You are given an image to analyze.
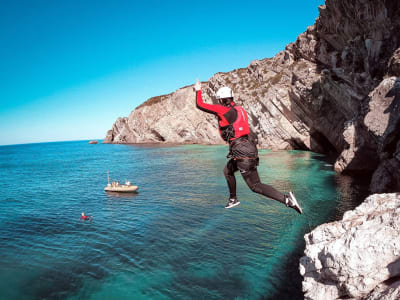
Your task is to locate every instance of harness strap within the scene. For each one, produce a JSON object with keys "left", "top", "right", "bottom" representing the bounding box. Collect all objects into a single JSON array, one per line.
[
  {"left": 234, "top": 157, "right": 258, "bottom": 160},
  {"left": 230, "top": 135, "right": 249, "bottom": 146}
]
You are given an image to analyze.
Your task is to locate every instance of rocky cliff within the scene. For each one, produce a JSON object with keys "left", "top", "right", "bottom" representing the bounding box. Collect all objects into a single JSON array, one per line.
[
  {"left": 104, "top": 86, "right": 223, "bottom": 145},
  {"left": 104, "top": 0, "right": 400, "bottom": 193},
  {"left": 300, "top": 193, "right": 400, "bottom": 300}
]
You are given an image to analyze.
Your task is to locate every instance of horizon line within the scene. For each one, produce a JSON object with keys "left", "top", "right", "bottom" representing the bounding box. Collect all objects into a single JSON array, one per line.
[{"left": 0, "top": 138, "right": 105, "bottom": 147}]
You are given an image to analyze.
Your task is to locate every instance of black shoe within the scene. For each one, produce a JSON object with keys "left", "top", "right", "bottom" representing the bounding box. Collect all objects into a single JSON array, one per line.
[
  {"left": 225, "top": 197, "right": 240, "bottom": 209},
  {"left": 285, "top": 191, "right": 303, "bottom": 214}
]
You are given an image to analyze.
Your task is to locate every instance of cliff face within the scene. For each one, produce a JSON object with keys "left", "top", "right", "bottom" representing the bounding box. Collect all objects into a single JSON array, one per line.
[
  {"left": 300, "top": 193, "right": 400, "bottom": 300},
  {"left": 104, "top": 88, "right": 223, "bottom": 145},
  {"left": 104, "top": 0, "right": 400, "bottom": 193}
]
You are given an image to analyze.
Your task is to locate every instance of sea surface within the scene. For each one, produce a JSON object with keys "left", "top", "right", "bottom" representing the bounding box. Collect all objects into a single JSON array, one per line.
[{"left": 0, "top": 141, "right": 369, "bottom": 300}]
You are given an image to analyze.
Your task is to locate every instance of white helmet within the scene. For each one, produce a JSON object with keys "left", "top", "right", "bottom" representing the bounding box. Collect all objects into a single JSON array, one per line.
[{"left": 216, "top": 86, "right": 234, "bottom": 99}]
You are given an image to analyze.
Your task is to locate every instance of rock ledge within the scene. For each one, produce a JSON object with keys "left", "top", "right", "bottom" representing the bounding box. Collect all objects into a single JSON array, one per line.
[{"left": 300, "top": 193, "right": 400, "bottom": 300}]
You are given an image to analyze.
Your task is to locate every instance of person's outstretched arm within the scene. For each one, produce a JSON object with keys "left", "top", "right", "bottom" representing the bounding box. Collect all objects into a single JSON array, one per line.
[{"left": 194, "top": 79, "right": 227, "bottom": 115}]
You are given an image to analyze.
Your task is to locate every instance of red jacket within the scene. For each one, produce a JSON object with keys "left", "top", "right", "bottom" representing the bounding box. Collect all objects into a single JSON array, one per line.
[{"left": 196, "top": 90, "right": 250, "bottom": 142}]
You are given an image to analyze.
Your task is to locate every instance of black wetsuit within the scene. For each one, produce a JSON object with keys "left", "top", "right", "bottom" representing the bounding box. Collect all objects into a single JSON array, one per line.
[
  {"left": 224, "top": 137, "right": 285, "bottom": 204},
  {"left": 196, "top": 90, "right": 286, "bottom": 204}
]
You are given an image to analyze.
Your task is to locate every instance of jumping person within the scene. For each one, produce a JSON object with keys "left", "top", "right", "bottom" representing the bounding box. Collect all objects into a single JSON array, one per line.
[{"left": 194, "top": 79, "right": 302, "bottom": 213}]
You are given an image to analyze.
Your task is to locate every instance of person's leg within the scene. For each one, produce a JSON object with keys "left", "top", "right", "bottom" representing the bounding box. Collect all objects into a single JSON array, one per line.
[
  {"left": 238, "top": 159, "right": 286, "bottom": 204},
  {"left": 223, "top": 159, "right": 238, "bottom": 199}
]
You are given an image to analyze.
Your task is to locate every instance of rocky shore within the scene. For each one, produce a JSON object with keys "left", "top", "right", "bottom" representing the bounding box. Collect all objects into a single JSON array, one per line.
[
  {"left": 300, "top": 193, "right": 400, "bottom": 300},
  {"left": 104, "top": 0, "right": 400, "bottom": 298},
  {"left": 296, "top": 0, "right": 400, "bottom": 298}
]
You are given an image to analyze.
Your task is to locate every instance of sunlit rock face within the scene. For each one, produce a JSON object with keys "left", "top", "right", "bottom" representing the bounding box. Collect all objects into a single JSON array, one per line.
[
  {"left": 104, "top": 0, "right": 400, "bottom": 193},
  {"left": 104, "top": 87, "right": 223, "bottom": 145},
  {"left": 300, "top": 193, "right": 400, "bottom": 300}
]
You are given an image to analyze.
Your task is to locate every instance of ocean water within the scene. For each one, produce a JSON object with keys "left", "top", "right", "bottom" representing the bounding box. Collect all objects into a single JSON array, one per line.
[{"left": 0, "top": 141, "right": 368, "bottom": 300}]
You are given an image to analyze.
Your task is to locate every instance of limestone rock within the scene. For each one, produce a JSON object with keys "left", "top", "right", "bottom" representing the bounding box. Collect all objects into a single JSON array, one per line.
[
  {"left": 388, "top": 48, "right": 400, "bottom": 77},
  {"left": 364, "top": 78, "right": 397, "bottom": 138},
  {"left": 300, "top": 193, "right": 400, "bottom": 300},
  {"left": 103, "top": 85, "right": 223, "bottom": 144},
  {"left": 370, "top": 158, "right": 400, "bottom": 193},
  {"left": 365, "top": 280, "right": 400, "bottom": 300},
  {"left": 368, "top": 77, "right": 400, "bottom": 192},
  {"left": 103, "top": 117, "right": 136, "bottom": 144}
]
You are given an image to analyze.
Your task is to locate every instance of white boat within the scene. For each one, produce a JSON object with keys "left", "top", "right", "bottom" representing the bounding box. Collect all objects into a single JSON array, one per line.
[
  {"left": 104, "top": 171, "right": 138, "bottom": 193},
  {"left": 104, "top": 185, "right": 138, "bottom": 192}
]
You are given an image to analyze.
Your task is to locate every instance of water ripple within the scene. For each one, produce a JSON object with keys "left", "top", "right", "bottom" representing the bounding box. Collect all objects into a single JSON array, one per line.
[{"left": 0, "top": 142, "right": 369, "bottom": 300}]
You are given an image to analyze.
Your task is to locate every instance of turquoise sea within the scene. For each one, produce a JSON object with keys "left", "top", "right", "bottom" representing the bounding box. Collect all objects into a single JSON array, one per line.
[{"left": 0, "top": 141, "right": 368, "bottom": 299}]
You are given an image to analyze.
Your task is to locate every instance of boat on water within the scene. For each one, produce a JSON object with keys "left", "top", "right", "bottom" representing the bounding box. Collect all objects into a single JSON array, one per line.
[{"left": 104, "top": 171, "right": 138, "bottom": 193}]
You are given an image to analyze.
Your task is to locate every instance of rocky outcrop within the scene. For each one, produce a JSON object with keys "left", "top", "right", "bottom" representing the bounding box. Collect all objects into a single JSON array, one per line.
[
  {"left": 104, "top": 117, "right": 133, "bottom": 143},
  {"left": 300, "top": 193, "right": 400, "bottom": 300},
  {"left": 104, "top": 87, "right": 223, "bottom": 144},
  {"left": 104, "top": 0, "right": 400, "bottom": 193}
]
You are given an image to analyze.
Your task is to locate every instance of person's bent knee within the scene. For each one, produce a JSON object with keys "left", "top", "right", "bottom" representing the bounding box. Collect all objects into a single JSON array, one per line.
[
  {"left": 224, "top": 165, "right": 232, "bottom": 177},
  {"left": 248, "top": 182, "right": 262, "bottom": 194}
]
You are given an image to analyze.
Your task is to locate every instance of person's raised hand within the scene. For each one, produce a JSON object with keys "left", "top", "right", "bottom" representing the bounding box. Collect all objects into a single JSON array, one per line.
[{"left": 194, "top": 79, "right": 201, "bottom": 91}]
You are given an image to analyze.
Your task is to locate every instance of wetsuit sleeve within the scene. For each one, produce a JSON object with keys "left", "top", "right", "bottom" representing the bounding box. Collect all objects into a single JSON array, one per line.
[{"left": 196, "top": 90, "right": 227, "bottom": 115}]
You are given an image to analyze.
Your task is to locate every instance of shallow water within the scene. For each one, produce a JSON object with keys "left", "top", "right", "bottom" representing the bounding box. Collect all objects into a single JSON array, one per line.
[{"left": 0, "top": 141, "right": 368, "bottom": 299}]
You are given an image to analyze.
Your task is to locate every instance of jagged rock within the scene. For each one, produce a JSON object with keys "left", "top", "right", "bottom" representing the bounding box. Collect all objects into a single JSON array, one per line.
[
  {"left": 103, "top": 117, "right": 136, "bottom": 143},
  {"left": 364, "top": 78, "right": 397, "bottom": 138},
  {"left": 365, "top": 280, "right": 400, "bottom": 300},
  {"left": 368, "top": 77, "right": 400, "bottom": 192},
  {"left": 104, "top": 0, "right": 400, "bottom": 192},
  {"left": 388, "top": 48, "right": 400, "bottom": 77},
  {"left": 103, "top": 86, "right": 223, "bottom": 144},
  {"left": 300, "top": 193, "right": 400, "bottom": 300},
  {"left": 370, "top": 158, "right": 400, "bottom": 193}
]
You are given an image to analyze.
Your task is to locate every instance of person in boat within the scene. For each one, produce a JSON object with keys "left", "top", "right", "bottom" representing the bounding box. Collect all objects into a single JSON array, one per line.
[
  {"left": 194, "top": 79, "right": 302, "bottom": 213},
  {"left": 79, "top": 212, "right": 92, "bottom": 221}
]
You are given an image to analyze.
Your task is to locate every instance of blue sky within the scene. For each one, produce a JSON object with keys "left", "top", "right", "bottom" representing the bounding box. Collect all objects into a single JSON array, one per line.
[{"left": 0, "top": 0, "right": 324, "bottom": 145}]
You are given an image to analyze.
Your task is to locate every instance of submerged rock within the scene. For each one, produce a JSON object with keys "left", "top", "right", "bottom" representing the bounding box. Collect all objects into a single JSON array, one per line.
[{"left": 300, "top": 193, "right": 400, "bottom": 300}]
